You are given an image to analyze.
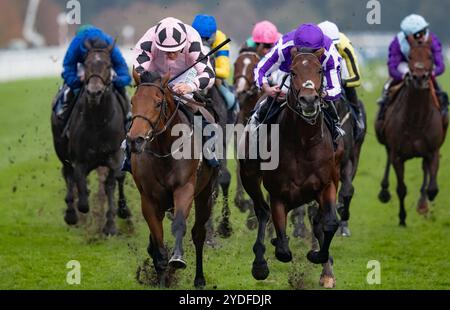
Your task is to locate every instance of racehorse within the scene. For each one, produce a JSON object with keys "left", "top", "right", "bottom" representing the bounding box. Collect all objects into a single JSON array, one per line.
[
  {"left": 239, "top": 48, "right": 343, "bottom": 288},
  {"left": 128, "top": 70, "right": 218, "bottom": 288},
  {"left": 233, "top": 49, "right": 261, "bottom": 228},
  {"left": 51, "top": 39, "right": 131, "bottom": 235},
  {"left": 375, "top": 35, "right": 447, "bottom": 226}
]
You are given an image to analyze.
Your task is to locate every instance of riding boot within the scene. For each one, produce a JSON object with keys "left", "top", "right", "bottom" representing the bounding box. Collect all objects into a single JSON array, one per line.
[
  {"left": 376, "top": 80, "right": 392, "bottom": 121},
  {"left": 55, "top": 86, "right": 80, "bottom": 125},
  {"left": 323, "top": 101, "right": 345, "bottom": 150},
  {"left": 345, "top": 86, "right": 365, "bottom": 139}
]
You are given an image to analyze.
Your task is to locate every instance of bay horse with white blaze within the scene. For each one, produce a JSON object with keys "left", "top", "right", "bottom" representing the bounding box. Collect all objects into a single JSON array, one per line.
[{"left": 239, "top": 48, "right": 343, "bottom": 288}]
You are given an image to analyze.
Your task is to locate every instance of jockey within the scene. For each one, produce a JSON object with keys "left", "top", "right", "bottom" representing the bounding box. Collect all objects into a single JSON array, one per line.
[
  {"left": 251, "top": 23, "right": 344, "bottom": 147},
  {"left": 127, "top": 17, "right": 217, "bottom": 170},
  {"left": 191, "top": 14, "right": 236, "bottom": 110},
  {"left": 242, "top": 20, "right": 281, "bottom": 58},
  {"left": 55, "top": 25, "right": 131, "bottom": 124},
  {"left": 377, "top": 14, "right": 448, "bottom": 121},
  {"left": 318, "top": 21, "right": 365, "bottom": 136}
]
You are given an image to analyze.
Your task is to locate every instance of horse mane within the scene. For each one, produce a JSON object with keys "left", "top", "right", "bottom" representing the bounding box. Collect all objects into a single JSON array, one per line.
[{"left": 140, "top": 71, "right": 162, "bottom": 83}]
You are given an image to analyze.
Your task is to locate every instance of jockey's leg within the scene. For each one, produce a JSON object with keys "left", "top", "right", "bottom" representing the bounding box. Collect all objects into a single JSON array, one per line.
[
  {"left": 433, "top": 80, "right": 449, "bottom": 116},
  {"left": 323, "top": 100, "right": 345, "bottom": 150},
  {"left": 200, "top": 114, "right": 220, "bottom": 168},
  {"left": 54, "top": 85, "right": 80, "bottom": 123}
]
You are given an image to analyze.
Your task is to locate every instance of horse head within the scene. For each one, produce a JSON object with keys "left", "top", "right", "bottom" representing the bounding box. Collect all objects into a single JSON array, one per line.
[
  {"left": 83, "top": 38, "right": 114, "bottom": 100},
  {"left": 288, "top": 47, "right": 324, "bottom": 123},
  {"left": 127, "top": 70, "right": 173, "bottom": 154},
  {"left": 233, "top": 50, "right": 260, "bottom": 97},
  {"left": 406, "top": 35, "right": 433, "bottom": 90}
]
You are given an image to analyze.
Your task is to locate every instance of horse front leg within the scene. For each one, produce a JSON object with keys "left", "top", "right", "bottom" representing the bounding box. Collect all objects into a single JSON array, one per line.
[
  {"left": 103, "top": 168, "right": 117, "bottom": 236},
  {"left": 307, "top": 182, "right": 339, "bottom": 264},
  {"left": 62, "top": 164, "right": 77, "bottom": 225},
  {"left": 169, "top": 182, "right": 195, "bottom": 270},
  {"left": 116, "top": 171, "right": 131, "bottom": 219},
  {"left": 392, "top": 157, "right": 407, "bottom": 226},
  {"left": 217, "top": 159, "right": 232, "bottom": 238},
  {"left": 73, "top": 163, "right": 89, "bottom": 213},
  {"left": 378, "top": 147, "right": 391, "bottom": 203},
  {"left": 271, "top": 198, "right": 292, "bottom": 263},
  {"left": 338, "top": 159, "right": 354, "bottom": 237}
]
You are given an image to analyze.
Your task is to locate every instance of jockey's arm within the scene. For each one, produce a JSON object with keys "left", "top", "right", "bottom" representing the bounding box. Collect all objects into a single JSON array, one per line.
[
  {"left": 387, "top": 37, "right": 405, "bottom": 82},
  {"left": 189, "top": 32, "right": 215, "bottom": 92},
  {"left": 338, "top": 33, "right": 361, "bottom": 88},
  {"left": 212, "top": 30, "right": 231, "bottom": 80},
  {"left": 323, "top": 45, "right": 342, "bottom": 101},
  {"left": 62, "top": 36, "right": 83, "bottom": 89},
  {"left": 254, "top": 38, "right": 284, "bottom": 89},
  {"left": 431, "top": 33, "right": 445, "bottom": 77},
  {"left": 132, "top": 27, "right": 155, "bottom": 75},
  {"left": 111, "top": 46, "right": 131, "bottom": 88}
]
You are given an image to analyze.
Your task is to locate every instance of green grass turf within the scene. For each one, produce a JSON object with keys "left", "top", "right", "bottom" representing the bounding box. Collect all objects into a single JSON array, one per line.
[{"left": 1, "top": 64, "right": 449, "bottom": 289}]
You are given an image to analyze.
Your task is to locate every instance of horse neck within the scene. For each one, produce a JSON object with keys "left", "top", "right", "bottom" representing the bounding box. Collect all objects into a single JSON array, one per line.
[
  {"left": 401, "top": 82, "right": 434, "bottom": 125},
  {"left": 150, "top": 98, "right": 182, "bottom": 151}
]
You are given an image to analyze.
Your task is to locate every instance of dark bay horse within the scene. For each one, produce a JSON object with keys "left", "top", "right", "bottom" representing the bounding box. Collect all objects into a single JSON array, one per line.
[
  {"left": 128, "top": 71, "right": 218, "bottom": 288},
  {"left": 375, "top": 36, "right": 447, "bottom": 226},
  {"left": 239, "top": 48, "right": 342, "bottom": 288},
  {"left": 51, "top": 39, "right": 131, "bottom": 235},
  {"left": 233, "top": 50, "right": 261, "bottom": 228}
]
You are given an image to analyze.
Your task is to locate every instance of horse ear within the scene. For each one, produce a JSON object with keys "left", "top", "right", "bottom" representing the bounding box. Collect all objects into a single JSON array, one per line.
[
  {"left": 108, "top": 37, "right": 118, "bottom": 52},
  {"left": 290, "top": 47, "right": 298, "bottom": 59},
  {"left": 132, "top": 67, "right": 141, "bottom": 86},
  {"left": 314, "top": 47, "right": 325, "bottom": 59},
  {"left": 161, "top": 73, "right": 171, "bottom": 88},
  {"left": 84, "top": 39, "right": 92, "bottom": 51}
]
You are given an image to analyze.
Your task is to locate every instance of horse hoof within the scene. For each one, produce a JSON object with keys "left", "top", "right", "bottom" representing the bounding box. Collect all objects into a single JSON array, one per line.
[
  {"left": 102, "top": 225, "right": 117, "bottom": 236},
  {"left": 339, "top": 223, "right": 351, "bottom": 237},
  {"left": 77, "top": 202, "right": 89, "bottom": 214},
  {"left": 320, "top": 275, "right": 336, "bottom": 289},
  {"left": 378, "top": 189, "right": 391, "bottom": 203},
  {"left": 399, "top": 221, "right": 407, "bottom": 227},
  {"left": 252, "top": 261, "right": 269, "bottom": 280},
  {"left": 169, "top": 255, "right": 187, "bottom": 269},
  {"left": 275, "top": 248, "right": 292, "bottom": 263},
  {"left": 64, "top": 209, "right": 78, "bottom": 225},
  {"left": 117, "top": 200, "right": 131, "bottom": 219},
  {"left": 194, "top": 277, "right": 206, "bottom": 289},
  {"left": 417, "top": 203, "right": 429, "bottom": 215},
  {"left": 217, "top": 222, "right": 232, "bottom": 238},
  {"left": 307, "top": 250, "right": 329, "bottom": 264}
]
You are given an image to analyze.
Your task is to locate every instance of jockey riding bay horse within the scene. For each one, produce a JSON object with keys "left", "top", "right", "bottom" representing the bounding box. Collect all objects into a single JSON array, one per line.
[
  {"left": 127, "top": 70, "right": 218, "bottom": 288},
  {"left": 376, "top": 36, "right": 447, "bottom": 226},
  {"left": 51, "top": 39, "right": 131, "bottom": 235},
  {"left": 233, "top": 50, "right": 262, "bottom": 227},
  {"left": 239, "top": 48, "right": 343, "bottom": 288}
]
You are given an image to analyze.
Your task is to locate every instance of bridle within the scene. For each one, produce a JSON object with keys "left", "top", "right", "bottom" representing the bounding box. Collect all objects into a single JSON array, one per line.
[
  {"left": 287, "top": 52, "right": 325, "bottom": 125},
  {"left": 131, "top": 82, "right": 180, "bottom": 143}
]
